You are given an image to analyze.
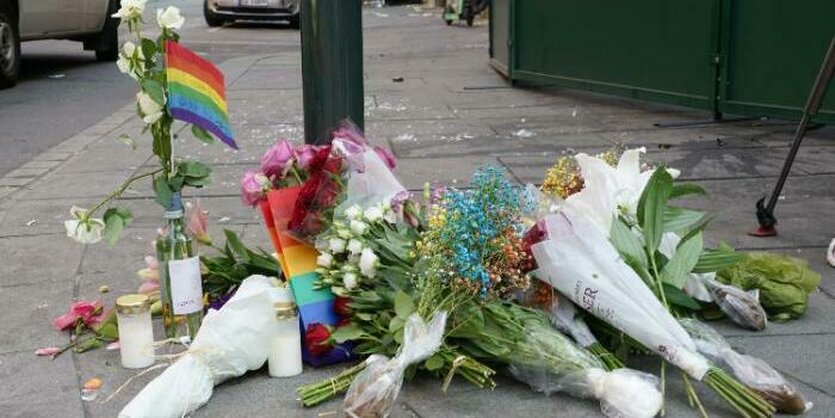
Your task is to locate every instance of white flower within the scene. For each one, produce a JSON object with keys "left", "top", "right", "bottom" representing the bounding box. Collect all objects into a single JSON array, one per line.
[
  {"left": 112, "top": 0, "right": 146, "bottom": 20},
  {"left": 156, "top": 6, "right": 185, "bottom": 30},
  {"left": 345, "top": 205, "right": 362, "bottom": 220},
  {"left": 343, "top": 272, "right": 358, "bottom": 290},
  {"left": 136, "top": 91, "right": 164, "bottom": 124},
  {"left": 363, "top": 206, "right": 384, "bottom": 223},
  {"left": 64, "top": 206, "right": 105, "bottom": 245},
  {"left": 116, "top": 41, "right": 145, "bottom": 80},
  {"left": 565, "top": 147, "right": 679, "bottom": 236},
  {"left": 316, "top": 252, "right": 333, "bottom": 267},
  {"left": 328, "top": 238, "right": 346, "bottom": 253},
  {"left": 828, "top": 238, "right": 835, "bottom": 267},
  {"left": 359, "top": 248, "right": 379, "bottom": 278},
  {"left": 350, "top": 220, "right": 368, "bottom": 235},
  {"left": 347, "top": 239, "right": 363, "bottom": 255}
]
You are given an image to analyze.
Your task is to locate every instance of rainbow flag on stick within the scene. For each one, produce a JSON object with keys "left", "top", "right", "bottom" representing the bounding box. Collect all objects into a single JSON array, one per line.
[{"left": 165, "top": 40, "right": 237, "bottom": 149}]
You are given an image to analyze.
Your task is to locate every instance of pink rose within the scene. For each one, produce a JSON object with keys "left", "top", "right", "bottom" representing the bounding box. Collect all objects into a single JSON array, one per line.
[
  {"left": 53, "top": 300, "right": 103, "bottom": 331},
  {"left": 374, "top": 146, "right": 397, "bottom": 170},
  {"left": 240, "top": 171, "right": 270, "bottom": 207},
  {"left": 261, "top": 139, "right": 294, "bottom": 178},
  {"left": 294, "top": 144, "right": 320, "bottom": 170}
]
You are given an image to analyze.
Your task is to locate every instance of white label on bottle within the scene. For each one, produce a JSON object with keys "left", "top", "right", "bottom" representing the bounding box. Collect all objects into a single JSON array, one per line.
[{"left": 168, "top": 257, "right": 203, "bottom": 315}]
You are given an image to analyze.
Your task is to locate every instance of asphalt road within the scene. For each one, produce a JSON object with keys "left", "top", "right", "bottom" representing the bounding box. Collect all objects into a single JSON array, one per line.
[{"left": 0, "top": 0, "right": 299, "bottom": 176}]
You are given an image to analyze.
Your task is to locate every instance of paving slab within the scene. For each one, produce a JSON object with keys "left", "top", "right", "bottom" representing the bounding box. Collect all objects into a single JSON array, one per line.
[{"left": 0, "top": 350, "right": 85, "bottom": 417}]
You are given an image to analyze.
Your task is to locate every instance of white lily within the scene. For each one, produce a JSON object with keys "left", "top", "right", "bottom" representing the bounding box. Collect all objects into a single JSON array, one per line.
[
  {"left": 565, "top": 147, "right": 679, "bottom": 236},
  {"left": 156, "top": 6, "right": 185, "bottom": 30},
  {"left": 64, "top": 206, "right": 105, "bottom": 245},
  {"left": 136, "top": 91, "right": 164, "bottom": 124}
]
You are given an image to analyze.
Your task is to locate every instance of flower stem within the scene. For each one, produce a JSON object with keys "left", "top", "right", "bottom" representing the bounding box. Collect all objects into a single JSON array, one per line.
[{"left": 86, "top": 168, "right": 164, "bottom": 217}]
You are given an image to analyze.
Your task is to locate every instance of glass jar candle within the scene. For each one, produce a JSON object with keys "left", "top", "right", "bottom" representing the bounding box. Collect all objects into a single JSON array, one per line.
[
  {"left": 268, "top": 301, "right": 302, "bottom": 377},
  {"left": 116, "top": 294, "right": 155, "bottom": 369}
]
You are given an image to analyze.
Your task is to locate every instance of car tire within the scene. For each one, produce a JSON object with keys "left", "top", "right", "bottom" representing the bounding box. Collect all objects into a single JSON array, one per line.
[
  {"left": 288, "top": 14, "right": 300, "bottom": 29},
  {"left": 0, "top": 0, "right": 20, "bottom": 89},
  {"left": 204, "top": 1, "right": 226, "bottom": 27},
  {"left": 94, "top": 0, "right": 119, "bottom": 61}
]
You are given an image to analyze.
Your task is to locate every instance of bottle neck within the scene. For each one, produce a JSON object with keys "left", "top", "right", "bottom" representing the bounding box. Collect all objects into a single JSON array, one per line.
[{"left": 164, "top": 192, "right": 184, "bottom": 220}]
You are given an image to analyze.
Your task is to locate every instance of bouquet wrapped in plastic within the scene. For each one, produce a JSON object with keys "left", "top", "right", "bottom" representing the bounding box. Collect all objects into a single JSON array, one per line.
[
  {"left": 680, "top": 318, "right": 811, "bottom": 414},
  {"left": 119, "top": 275, "right": 280, "bottom": 418},
  {"left": 531, "top": 208, "right": 775, "bottom": 417},
  {"left": 343, "top": 312, "right": 447, "bottom": 418}
]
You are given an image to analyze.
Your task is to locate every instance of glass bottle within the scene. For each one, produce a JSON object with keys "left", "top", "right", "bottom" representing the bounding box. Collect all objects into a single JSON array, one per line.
[
  {"left": 116, "top": 294, "right": 155, "bottom": 369},
  {"left": 156, "top": 192, "right": 203, "bottom": 340},
  {"left": 268, "top": 301, "right": 303, "bottom": 377}
]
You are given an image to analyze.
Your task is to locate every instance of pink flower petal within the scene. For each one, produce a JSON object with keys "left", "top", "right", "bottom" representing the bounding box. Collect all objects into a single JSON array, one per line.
[
  {"left": 106, "top": 341, "right": 121, "bottom": 351},
  {"left": 138, "top": 281, "right": 160, "bottom": 294},
  {"left": 53, "top": 312, "right": 79, "bottom": 331},
  {"left": 35, "top": 347, "right": 61, "bottom": 356}
]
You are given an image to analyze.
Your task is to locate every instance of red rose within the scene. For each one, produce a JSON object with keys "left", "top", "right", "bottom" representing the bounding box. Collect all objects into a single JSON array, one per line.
[
  {"left": 337, "top": 317, "right": 352, "bottom": 328},
  {"left": 333, "top": 296, "right": 353, "bottom": 318},
  {"left": 304, "top": 323, "right": 333, "bottom": 357}
]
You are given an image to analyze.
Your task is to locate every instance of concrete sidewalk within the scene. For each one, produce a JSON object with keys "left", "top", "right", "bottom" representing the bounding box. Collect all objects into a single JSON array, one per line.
[{"left": 1, "top": 6, "right": 833, "bottom": 417}]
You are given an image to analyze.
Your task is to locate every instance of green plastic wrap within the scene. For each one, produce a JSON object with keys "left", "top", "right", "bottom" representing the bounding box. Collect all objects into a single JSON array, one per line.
[{"left": 716, "top": 252, "right": 820, "bottom": 321}]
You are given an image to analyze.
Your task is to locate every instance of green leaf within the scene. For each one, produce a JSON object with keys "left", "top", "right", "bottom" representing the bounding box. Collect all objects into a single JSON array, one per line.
[
  {"left": 330, "top": 324, "right": 365, "bottom": 343},
  {"left": 662, "top": 283, "right": 702, "bottom": 311},
  {"left": 95, "top": 323, "right": 119, "bottom": 340},
  {"left": 389, "top": 316, "right": 405, "bottom": 333},
  {"left": 670, "top": 183, "right": 707, "bottom": 199},
  {"left": 153, "top": 176, "right": 173, "bottom": 208},
  {"left": 117, "top": 134, "right": 137, "bottom": 149},
  {"left": 141, "top": 38, "right": 157, "bottom": 62},
  {"left": 223, "top": 229, "right": 251, "bottom": 262},
  {"left": 141, "top": 79, "right": 166, "bottom": 105},
  {"left": 102, "top": 207, "right": 133, "bottom": 245},
  {"left": 692, "top": 248, "right": 743, "bottom": 273},
  {"left": 424, "top": 354, "right": 445, "bottom": 371},
  {"left": 662, "top": 206, "right": 707, "bottom": 234},
  {"left": 178, "top": 160, "right": 212, "bottom": 178},
  {"left": 74, "top": 337, "right": 104, "bottom": 353},
  {"left": 659, "top": 231, "right": 703, "bottom": 288},
  {"left": 394, "top": 291, "right": 414, "bottom": 319},
  {"left": 610, "top": 217, "right": 648, "bottom": 268},
  {"left": 638, "top": 168, "right": 673, "bottom": 254},
  {"left": 191, "top": 125, "right": 215, "bottom": 144}
]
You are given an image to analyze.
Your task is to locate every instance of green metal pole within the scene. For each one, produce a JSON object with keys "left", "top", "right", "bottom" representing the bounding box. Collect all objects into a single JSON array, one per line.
[{"left": 300, "top": 0, "right": 365, "bottom": 145}]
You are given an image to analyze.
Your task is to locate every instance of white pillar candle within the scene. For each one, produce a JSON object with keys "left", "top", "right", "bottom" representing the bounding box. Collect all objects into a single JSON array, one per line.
[
  {"left": 116, "top": 294, "right": 155, "bottom": 369},
  {"left": 268, "top": 301, "right": 303, "bottom": 377}
]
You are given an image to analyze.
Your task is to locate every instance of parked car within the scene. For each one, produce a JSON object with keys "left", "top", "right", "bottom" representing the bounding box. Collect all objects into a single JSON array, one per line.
[
  {"left": 0, "top": 0, "right": 119, "bottom": 89},
  {"left": 203, "top": 0, "right": 300, "bottom": 27}
]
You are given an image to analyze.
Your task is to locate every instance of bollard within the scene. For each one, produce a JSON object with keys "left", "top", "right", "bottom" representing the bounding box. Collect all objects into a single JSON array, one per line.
[{"left": 300, "top": 0, "right": 365, "bottom": 145}]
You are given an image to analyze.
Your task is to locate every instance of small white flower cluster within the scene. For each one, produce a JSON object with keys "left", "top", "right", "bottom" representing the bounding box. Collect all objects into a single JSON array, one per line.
[{"left": 315, "top": 202, "right": 397, "bottom": 294}]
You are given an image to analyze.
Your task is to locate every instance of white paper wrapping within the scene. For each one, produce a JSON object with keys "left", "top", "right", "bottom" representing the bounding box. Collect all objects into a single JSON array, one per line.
[
  {"left": 119, "top": 275, "right": 280, "bottom": 418},
  {"left": 532, "top": 208, "right": 711, "bottom": 380}
]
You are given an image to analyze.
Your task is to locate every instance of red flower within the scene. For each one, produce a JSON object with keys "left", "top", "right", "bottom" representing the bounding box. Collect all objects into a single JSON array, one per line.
[
  {"left": 333, "top": 296, "right": 353, "bottom": 318},
  {"left": 304, "top": 323, "right": 333, "bottom": 357},
  {"left": 337, "top": 317, "right": 352, "bottom": 328}
]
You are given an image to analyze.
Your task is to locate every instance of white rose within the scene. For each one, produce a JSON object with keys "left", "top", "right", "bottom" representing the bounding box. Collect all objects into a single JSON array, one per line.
[
  {"left": 116, "top": 42, "right": 144, "bottom": 79},
  {"left": 156, "top": 6, "right": 185, "bottom": 30},
  {"left": 136, "top": 91, "right": 164, "bottom": 124},
  {"left": 64, "top": 206, "right": 105, "bottom": 244},
  {"left": 316, "top": 252, "right": 333, "bottom": 267},
  {"left": 347, "top": 239, "right": 363, "bottom": 255},
  {"left": 359, "top": 248, "right": 379, "bottom": 278},
  {"left": 343, "top": 272, "right": 358, "bottom": 290},
  {"left": 328, "top": 237, "right": 346, "bottom": 253},
  {"left": 345, "top": 205, "right": 362, "bottom": 220},
  {"left": 112, "top": 0, "right": 146, "bottom": 20},
  {"left": 363, "top": 206, "right": 384, "bottom": 223},
  {"left": 350, "top": 220, "right": 367, "bottom": 235}
]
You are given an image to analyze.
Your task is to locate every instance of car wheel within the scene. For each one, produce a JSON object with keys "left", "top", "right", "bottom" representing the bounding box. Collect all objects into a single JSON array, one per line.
[
  {"left": 0, "top": 0, "right": 20, "bottom": 89},
  {"left": 288, "top": 14, "right": 300, "bottom": 29},
  {"left": 204, "top": 0, "right": 226, "bottom": 28},
  {"left": 94, "top": 0, "right": 119, "bottom": 61}
]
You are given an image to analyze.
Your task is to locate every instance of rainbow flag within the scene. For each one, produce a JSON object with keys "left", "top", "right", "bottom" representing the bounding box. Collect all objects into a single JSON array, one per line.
[{"left": 165, "top": 40, "right": 237, "bottom": 149}]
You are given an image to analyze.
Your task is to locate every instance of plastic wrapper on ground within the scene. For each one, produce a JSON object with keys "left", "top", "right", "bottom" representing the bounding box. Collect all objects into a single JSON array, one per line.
[
  {"left": 680, "top": 318, "right": 811, "bottom": 414},
  {"left": 343, "top": 312, "right": 447, "bottom": 418},
  {"left": 119, "top": 275, "right": 280, "bottom": 418}
]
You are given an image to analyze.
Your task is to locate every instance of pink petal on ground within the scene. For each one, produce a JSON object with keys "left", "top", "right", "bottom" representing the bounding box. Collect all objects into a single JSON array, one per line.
[
  {"left": 106, "top": 341, "right": 121, "bottom": 351},
  {"left": 35, "top": 347, "right": 61, "bottom": 356}
]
